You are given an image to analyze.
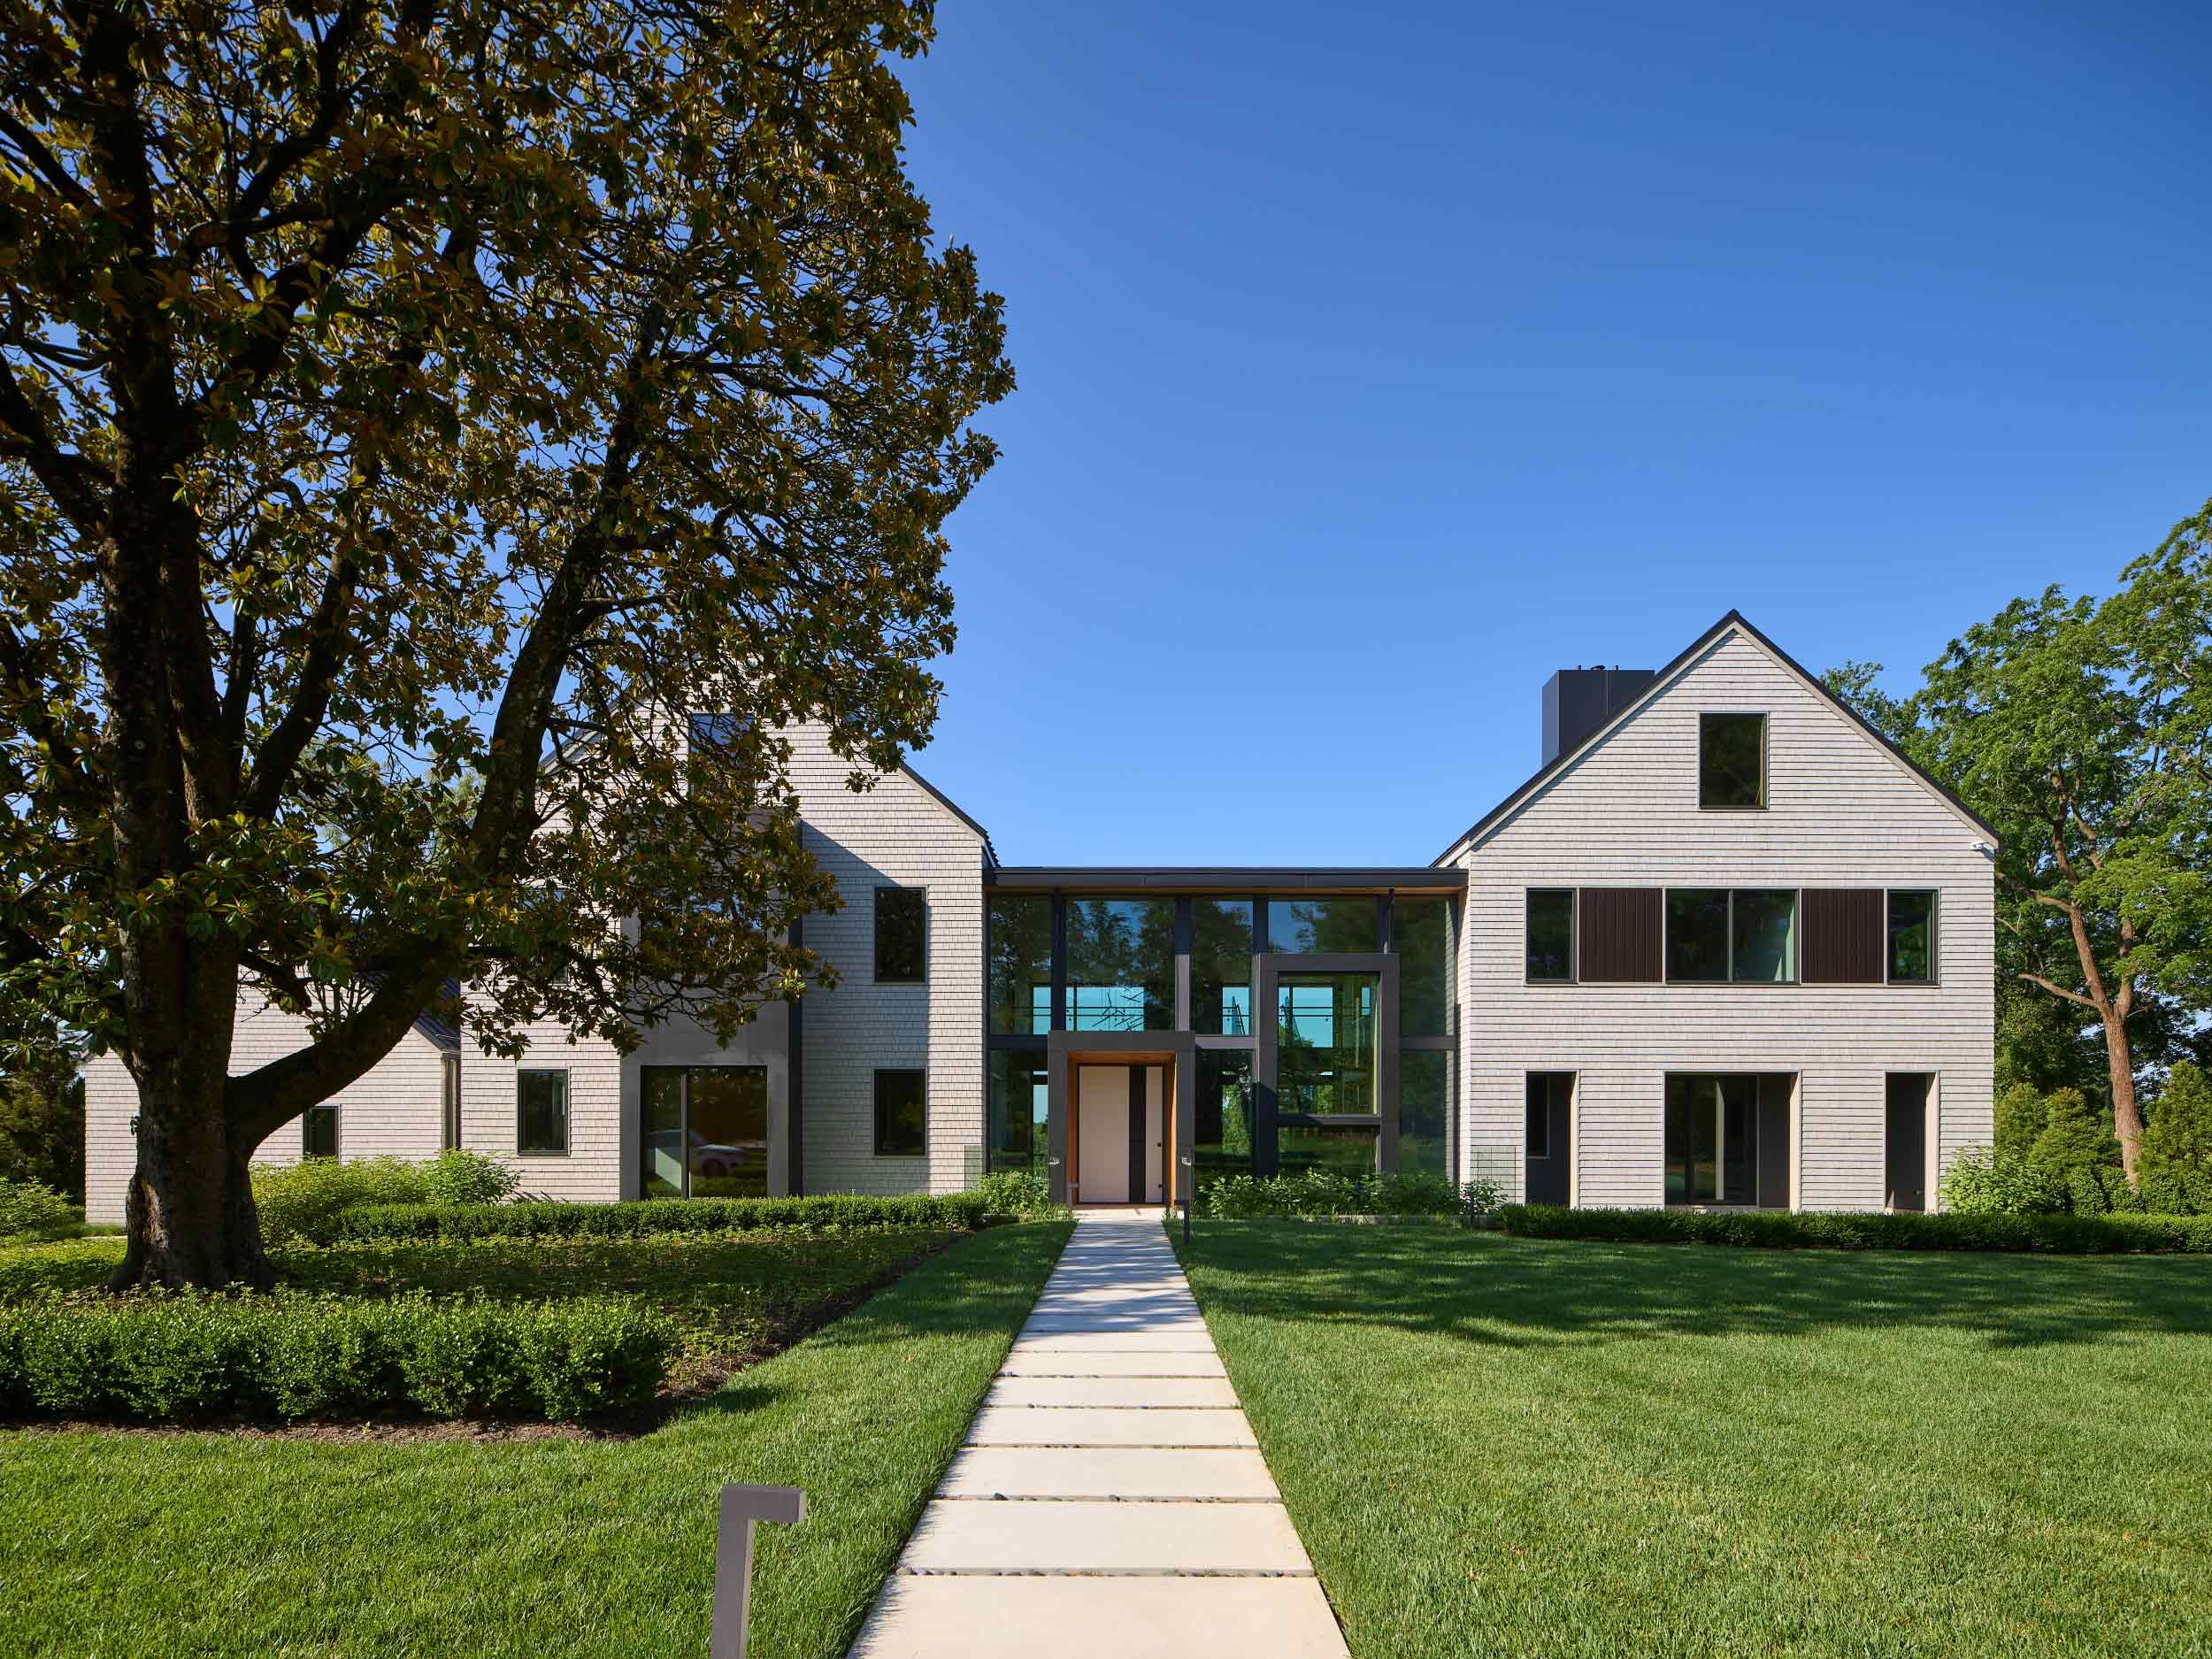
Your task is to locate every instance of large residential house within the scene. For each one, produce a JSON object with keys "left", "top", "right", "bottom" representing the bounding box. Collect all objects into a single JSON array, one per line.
[{"left": 84, "top": 612, "right": 1996, "bottom": 1221}]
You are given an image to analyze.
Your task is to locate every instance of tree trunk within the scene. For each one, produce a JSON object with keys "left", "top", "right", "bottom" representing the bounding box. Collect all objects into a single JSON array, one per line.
[
  {"left": 111, "top": 1079, "right": 273, "bottom": 1292},
  {"left": 2103, "top": 1011, "right": 2145, "bottom": 1187}
]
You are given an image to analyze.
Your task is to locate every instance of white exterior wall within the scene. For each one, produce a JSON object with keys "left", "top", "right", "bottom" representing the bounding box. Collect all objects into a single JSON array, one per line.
[
  {"left": 82, "top": 995, "right": 449, "bottom": 1224},
  {"left": 782, "top": 726, "right": 989, "bottom": 1195},
  {"left": 459, "top": 1015, "right": 626, "bottom": 1202},
  {"left": 1450, "top": 626, "right": 1996, "bottom": 1211}
]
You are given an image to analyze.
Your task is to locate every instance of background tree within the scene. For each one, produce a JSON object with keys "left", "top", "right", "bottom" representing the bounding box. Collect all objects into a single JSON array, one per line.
[
  {"left": 0, "top": 0, "right": 1011, "bottom": 1287},
  {"left": 1825, "top": 497, "right": 2212, "bottom": 1184},
  {"left": 0, "top": 1038, "right": 84, "bottom": 1199}
]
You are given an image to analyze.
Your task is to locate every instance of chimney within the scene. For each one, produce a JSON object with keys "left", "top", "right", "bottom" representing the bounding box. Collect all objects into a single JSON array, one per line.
[{"left": 1541, "top": 666, "right": 1657, "bottom": 765}]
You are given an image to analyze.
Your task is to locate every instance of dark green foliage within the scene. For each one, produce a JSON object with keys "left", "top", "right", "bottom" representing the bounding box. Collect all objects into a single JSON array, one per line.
[
  {"left": 1496, "top": 1203, "right": 2212, "bottom": 1253},
  {"left": 969, "top": 1170, "right": 1065, "bottom": 1218},
  {"left": 2145, "top": 1061, "right": 2212, "bottom": 1171},
  {"left": 1993, "top": 1081, "right": 2051, "bottom": 1164},
  {"left": 2027, "top": 1087, "right": 2121, "bottom": 1184},
  {"left": 0, "top": 1052, "right": 83, "bottom": 1201},
  {"left": 0, "top": 1176, "right": 79, "bottom": 1239},
  {"left": 336, "top": 1192, "right": 995, "bottom": 1242},
  {"left": 1197, "top": 1169, "right": 1462, "bottom": 1219},
  {"left": 0, "top": 1293, "right": 675, "bottom": 1423}
]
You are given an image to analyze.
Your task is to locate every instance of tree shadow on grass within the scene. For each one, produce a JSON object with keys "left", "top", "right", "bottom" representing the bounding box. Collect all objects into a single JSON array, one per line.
[{"left": 1181, "top": 1222, "right": 2212, "bottom": 1352}]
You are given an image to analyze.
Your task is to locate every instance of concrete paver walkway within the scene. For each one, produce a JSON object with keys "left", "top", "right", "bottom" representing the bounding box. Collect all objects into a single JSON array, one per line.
[{"left": 847, "top": 1210, "right": 1349, "bottom": 1658}]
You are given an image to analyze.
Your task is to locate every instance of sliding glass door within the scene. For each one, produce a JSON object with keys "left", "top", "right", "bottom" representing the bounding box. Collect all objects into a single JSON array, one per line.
[
  {"left": 641, "top": 1065, "right": 769, "bottom": 1198},
  {"left": 1663, "top": 1073, "right": 1758, "bottom": 1205}
]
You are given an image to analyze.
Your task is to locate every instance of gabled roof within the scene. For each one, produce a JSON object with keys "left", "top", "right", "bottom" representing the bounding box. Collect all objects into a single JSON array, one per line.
[
  {"left": 410, "top": 979, "right": 465, "bottom": 1053},
  {"left": 1432, "top": 609, "right": 1998, "bottom": 864},
  {"left": 902, "top": 759, "right": 998, "bottom": 867}
]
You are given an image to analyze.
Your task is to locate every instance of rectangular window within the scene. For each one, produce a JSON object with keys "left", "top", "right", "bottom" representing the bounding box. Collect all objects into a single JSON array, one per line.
[
  {"left": 302, "top": 1103, "right": 340, "bottom": 1160},
  {"left": 517, "top": 1070, "right": 570, "bottom": 1156},
  {"left": 873, "top": 1070, "right": 926, "bottom": 1157},
  {"left": 875, "top": 887, "right": 926, "bottom": 983},
  {"left": 1400, "top": 1050, "right": 1450, "bottom": 1179},
  {"left": 641, "top": 1065, "right": 769, "bottom": 1197},
  {"left": 1525, "top": 889, "right": 1576, "bottom": 982},
  {"left": 1731, "top": 890, "right": 1799, "bottom": 982},
  {"left": 1265, "top": 896, "right": 1378, "bottom": 955},
  {"left": 1666, "top": 889, "right": 1800, "bottom": 983},
  {"left": 1278, "top": 1122, "right": 1378, "bottom": 1177},
  {"left": 987, "top": 894, "right": 1052, "bottom": 1034},
  {"left": 1065, "top": 896, "right": 1174, "bottom": 1031},
  {"left": 1192, "top": 898, "right": 1256, "bottom": 1036},
  {"left": 1194, "top": 1048, "right": 1256, "bottom": 1200},
  {"left": 1663, "top": 1073, "right": 1758, "bottom": 1204},
  {"left": 1700, "top": 712, "right": 1766, "bottom": 809},
  {"left": 1394, "top": 898, "right": 1452, "bottom": 1035},
  {"left": 1278, "top": 972, "right": 1379, "bottom": 1116},
  {"left": 1665, "top": 889, "right": 1731, "bottom": 982},
  {"left": 987, "top": 1052, "right": 1048, "bottom": 1174},
  {"left": 1887, "top": 890, "right": 1938, "bottom": 983}
]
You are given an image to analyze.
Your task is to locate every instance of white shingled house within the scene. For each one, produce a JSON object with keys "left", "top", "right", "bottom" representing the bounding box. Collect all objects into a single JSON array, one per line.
[{"left": 85, "top": 611, "right": 1995, "bottom": 1221}]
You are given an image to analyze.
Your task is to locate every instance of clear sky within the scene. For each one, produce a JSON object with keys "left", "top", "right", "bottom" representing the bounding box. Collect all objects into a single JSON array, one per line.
[{"left": 890, "top": 0, "right": 2210, "bottom": 867}]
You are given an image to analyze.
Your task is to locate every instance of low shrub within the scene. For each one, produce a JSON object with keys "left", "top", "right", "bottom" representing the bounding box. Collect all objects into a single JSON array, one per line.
[
  {"left": 1495, "top": 1203, "right": 2212, "bottom": 1254},
  {"left": 336, "top": 1190, "right": 995, "bottom": 1242},
  {"left": 253, "top": 1156, "right": 434, "bottom": 1247},
  {"left": 420, "top": 1148, "right": 523, "bottom": 1208},
  {"left": 0, "top": 1178, "right": 79, "bottom": 1240},
  {"left": 1936, "top": 1145, "right": 2066, "bottom": 1216},
  {"left": 1939, "top": 1142, "right": 2211, "bottom": 1218},
  {"left": 0, "top": 1290, "right": 674, "bottom": 1423},
  {"left": 971, "top": 1169, "right": 1064, "bottom": 1218},
  {"left": 1199, "top": 1169, "right": 1467, "bottom": 1220}
]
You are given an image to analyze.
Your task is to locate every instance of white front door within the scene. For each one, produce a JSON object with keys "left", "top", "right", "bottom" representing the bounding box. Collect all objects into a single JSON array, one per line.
[{"left": 1078, "top": 1065, "right": 1130, "bottom": 1204}]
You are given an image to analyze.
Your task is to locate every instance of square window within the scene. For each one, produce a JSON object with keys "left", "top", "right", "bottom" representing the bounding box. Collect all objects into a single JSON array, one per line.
[
  {"left": 874, "top": 1070, "right": 926, "bottom": 1156},
  {"left": 875, "top": 887, "right": 926, "bottom": 983},
  {"left": 1888, "top": 889, "right": 1938, "bottom": 983},
  {"left": 1665, "top": 889, "right": 1731, "bottom": 982},
  {"left": 1525, "top": 889, "right": 1575, "bottom": 982},
  {"left": 302, "top": 1103, "right": 340, "bottom": 1159},
  {"left": 1700, "top": 712, "right": 1766, "bottom": 809},
  {"left": 518, "top": 1070, "right": 569, "bottom": 1155}
]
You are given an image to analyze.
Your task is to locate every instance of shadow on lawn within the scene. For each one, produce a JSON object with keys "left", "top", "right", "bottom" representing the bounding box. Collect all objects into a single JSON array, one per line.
[{"left": 1181, "top": 1223, "right": 2212, "bottom": 1352}]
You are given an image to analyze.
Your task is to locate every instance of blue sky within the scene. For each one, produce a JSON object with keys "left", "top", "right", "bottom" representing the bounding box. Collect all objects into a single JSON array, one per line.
[{"left": 891, "top": 0, "right": 2210, "bottom": 866}]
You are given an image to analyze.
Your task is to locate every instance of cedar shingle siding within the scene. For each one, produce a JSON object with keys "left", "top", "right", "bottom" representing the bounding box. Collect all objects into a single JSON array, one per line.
[
  {"left": 1801, "top": 888, "right": 1885, "bottom": 984},
  {"left": 1578, "top": 888, "right": 1663, "bottom": 982}
]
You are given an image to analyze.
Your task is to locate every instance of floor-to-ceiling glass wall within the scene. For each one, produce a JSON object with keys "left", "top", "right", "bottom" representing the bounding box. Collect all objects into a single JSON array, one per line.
[
  {"left": 1064, "top": 897, "right": 1175, "bottom": 1031},
  {"left": 641, "top": 1064, "right": 769, "bottom": 1198}
]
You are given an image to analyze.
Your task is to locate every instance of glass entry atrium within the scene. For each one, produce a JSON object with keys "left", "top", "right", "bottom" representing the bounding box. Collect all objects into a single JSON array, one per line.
[{"left": 985, "top": 873, "right": 1461, "bottom": 1204}]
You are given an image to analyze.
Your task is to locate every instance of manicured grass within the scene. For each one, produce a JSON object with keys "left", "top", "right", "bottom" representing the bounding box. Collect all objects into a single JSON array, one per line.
[
  {"left": 0, "top": 1228, "right": 963, "bottom": 1393},
  {"left": 0, "top": 1219, "right": 1071, "bottom": 1657},
  {"left": 1174, "top": 1220, "right": 2212, "bottom": 1658}
]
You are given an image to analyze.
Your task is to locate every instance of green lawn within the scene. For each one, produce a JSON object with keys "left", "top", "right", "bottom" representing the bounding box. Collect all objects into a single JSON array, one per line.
[
  {"left": 0, "top": 1228, "right": 963, "bottom": 1395},
  {"left": 0, "top": 1219, "right": 1071, "bottom": 1658},
  {"left": 1174, "top": 1220, "right": 2212, "bottom": 1659}
]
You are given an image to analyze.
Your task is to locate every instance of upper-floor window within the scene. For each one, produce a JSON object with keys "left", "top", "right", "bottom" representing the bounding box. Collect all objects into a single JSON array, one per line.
[
  {"left": 987, "top": 893, "right": 1051, "bottom": 1033},
  {"left": 875, "top": 887, "right": 926, "bottom": 983},
  {"left": 1525, "top": 890, "right": 1576, "bottom": 982},
  {"left": 1700, "top": 712, "right": 1766, "bottom": 809},
  {"left": 1887, "top": 889, "right": 1938, "bottom": 983},
  {"left": 686, "top": 710, "right": 745, "bottom": 755},
  {"left": 1665, "top": 889, "right": 1797, "bottom": 983}
]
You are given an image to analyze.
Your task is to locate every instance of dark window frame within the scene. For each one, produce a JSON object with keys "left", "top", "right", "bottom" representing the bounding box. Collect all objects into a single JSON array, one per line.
[
  {"left": 1525, "top": 888, "right": 1577, "bottom": 983},
  {"left": 1886, "top": 888, "right": 1940, "bottom": 986},
  {"left": 874, "top": 886, "right": 928, "bottom": 985},
  {"left": 302, "top": 1102, "right": 340, "bottom": 1159},
  {"left": 1699, "top": 711, "right": 1768, "bottom": 810},
  {"left": 517, "top": 1067, "right": 571, "bottom": 1156},
  {"left": 641, "top": 1063, "right": 771, "bottom": 1199},
  {"left": 872, "top": 1068, "right": 927, "bottom": 1158},
  {"left": 1663, "top": 887, "right": 1801, "bottom": 985}
]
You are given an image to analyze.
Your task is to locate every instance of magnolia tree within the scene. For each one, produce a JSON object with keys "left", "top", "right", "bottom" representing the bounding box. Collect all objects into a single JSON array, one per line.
[
  {"left": 0, "top": 0, "right": 1011, "bottom": 1286},
  {"left": 1827, "top": 498, "right": 2212, "bottom": 1184}
]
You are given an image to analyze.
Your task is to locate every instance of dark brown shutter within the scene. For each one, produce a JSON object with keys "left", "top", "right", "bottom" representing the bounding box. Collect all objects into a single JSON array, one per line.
[
  {"left": 1578, "top": 888, "right": 1662, "bottom": 982},
  {"left": 1801, "top": 888, "right": 1884, "bottom": 983}
]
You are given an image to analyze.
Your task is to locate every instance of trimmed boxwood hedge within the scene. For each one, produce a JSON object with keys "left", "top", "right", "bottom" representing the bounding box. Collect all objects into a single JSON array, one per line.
[
  {"left": 0, "top": 1290, "right": 676, "bottom": 1423},
  {"left": 1497, "top": 1203, "right": 2212, "bottom": 1254},
  {"left": 335, "top": 1191, "right": 996, "bottom": 1243}
]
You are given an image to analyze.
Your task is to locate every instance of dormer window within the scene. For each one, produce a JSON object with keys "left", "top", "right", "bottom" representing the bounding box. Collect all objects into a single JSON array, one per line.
[{"left": 1700, "top": 712, "right": 1766, "bottom": 809}]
